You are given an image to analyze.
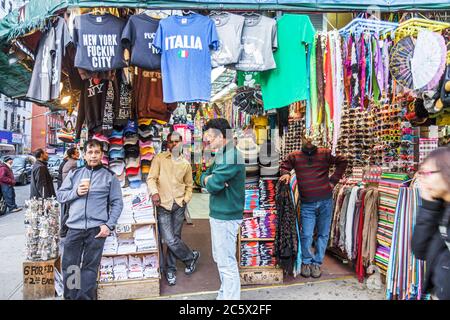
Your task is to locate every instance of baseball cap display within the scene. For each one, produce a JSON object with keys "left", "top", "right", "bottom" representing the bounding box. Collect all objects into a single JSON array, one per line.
[
  {"left": 93, "top": 133, "right": 110, "bottom": 144},
  {"left": 126, "top": 157, "right": 140, "bottom": 169},
  {"left": 109, "top": 144, "right": 124, "bottom": 151},
  {"left": 110, "top": 129, "right": 124, "bottom": 139},
  {"left": 124, "top": 145, "right": 140, "bottom": 158},
  {"left": 126, "top": 167, "right": 140, "bottom": 176},
  {"left": 129, "top": 180, "right": 142, "bottom": 189},
  {"left": 124, "top": 135, "right": 139, "bottom": 145},
  {"left": 101, "top": 155, "right": 109, "bottom": 166},
  {"left": 141, "top": 153, "right": 155, "bottom": 161},
  {"left": 109, "top": 137, "right": 124, "bottom": 145}
]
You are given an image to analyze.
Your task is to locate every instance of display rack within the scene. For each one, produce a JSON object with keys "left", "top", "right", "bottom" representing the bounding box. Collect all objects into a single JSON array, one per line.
[
  {"left": 97, "top": 186, "right": 161, "bottom": 300},
  {"left": 238, "top": 209, "right": 283, "bottom": 285}
]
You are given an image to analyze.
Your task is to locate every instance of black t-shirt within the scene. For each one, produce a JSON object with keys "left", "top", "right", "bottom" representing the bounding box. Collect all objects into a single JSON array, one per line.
[
  {"left": 121, "top": 14, "right": 161, "bottom": 70},
  {"left": 73, "top": 13, "right": 127, "bottom": 72}
]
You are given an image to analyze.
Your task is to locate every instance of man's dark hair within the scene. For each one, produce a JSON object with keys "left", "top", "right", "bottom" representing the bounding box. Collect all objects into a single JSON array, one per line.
[
  {"left": 67, "top": 147, "right": 78, "bottom": 159},
  {"left": 85, "top": 139, "right": 103, "bottom": 151},
  {"left": 204, "top": 118, "right": 231, "bottom": 139},
  {"left": 34, "top": 148, "right": 45, "bottom": 159},
  {"left": 167, "top": 131, "right": 182, "bottom": 142}
]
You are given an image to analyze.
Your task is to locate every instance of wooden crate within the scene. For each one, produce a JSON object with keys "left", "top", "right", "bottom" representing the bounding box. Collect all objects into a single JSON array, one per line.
[
  {"left": 240, "top": 267, "right": 283, "bottom": 286},
  {"left": 97, "top": 278, "right": 160, "bottom": 300},
  {"left": 23, "top": 258, "right": 60, "bottom": 300}
]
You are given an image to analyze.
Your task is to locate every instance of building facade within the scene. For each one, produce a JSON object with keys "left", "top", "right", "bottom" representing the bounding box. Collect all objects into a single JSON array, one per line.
[{"left": 0, "top": 0, "right": 31, "bottom": 154}]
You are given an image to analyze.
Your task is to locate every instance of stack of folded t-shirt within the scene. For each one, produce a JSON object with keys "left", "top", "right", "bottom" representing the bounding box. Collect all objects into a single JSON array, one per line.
[
  {"left": 134, "top": 225, "right": 157, "bottom": 252},
  {"left": 245, "top": 180, "right": 259, "bottom": 212},
  {"left": 128, "top": 255, "right": 144, "bottom": 279},
  {"left": 103, "top": 234, "right": 118, "bottom": 254},
  {"left": 99, "top": 257, "right": 114, "bottom": 282},
  {"left": 113, "top": 256, "right": 129, "bottom": 281},
  {"left": 117, "top": 239, "right": 136, "bottom": 254},
  {"left": 259, "top": 178, "right": 277, "bottom": 211},
  {"left": 143, "top": 254, "right": 159, "bottom": 278}
]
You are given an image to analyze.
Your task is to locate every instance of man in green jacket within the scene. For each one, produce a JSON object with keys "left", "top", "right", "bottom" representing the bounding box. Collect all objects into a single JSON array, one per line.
[{"left": 201, "top": 118, "right": 245, "bottom": 300}]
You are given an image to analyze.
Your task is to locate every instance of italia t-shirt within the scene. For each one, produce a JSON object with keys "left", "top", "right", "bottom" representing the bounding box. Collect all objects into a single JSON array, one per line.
[
  {"left": 260, "top": 14, "right": 315, "bottom": 110},
  {"left": 73, "top": 13, "right": 127, "bottom": 72},
  {"left": 153, "top": 14, "right": 219, "bottom": 103},
  {"left": 121, "top": 14, "right": 161, "bottom": 70}
]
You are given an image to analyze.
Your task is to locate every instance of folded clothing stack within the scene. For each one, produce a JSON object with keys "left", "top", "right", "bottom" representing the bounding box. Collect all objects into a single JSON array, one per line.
[
  {"left": 113, "top": 256, "right": 129, "bottom": 281},
  {"left": 117, "top": 205, "right": 135, "bottom": 225},
  {"left": 240, "top": 241, "right": 276, "bottom": 267},
  {"left": 241, "top": 218, "right": 260, "bottom": 239},
  {"left": 259, "top": 178, "right": 277, "bottom": 211},
  {"left": 99, "top": 257, "right": 114, "bottom": 282},
  {"left": 245, "top": 181, "right": 260, "bottom": 212},
  {"left": 117, "top": 239, "right": 136, "bottom": 254},
  {"left": 134, "top": 209, "right": 155, "bottom": 224},
  {"left": 128, "top": 255, "right": 144, "bottom": 279},
  {"left": 103, "top": 234, "right": 118, "bottom": 255},
  {"left": 109, "top": 129, "right": 126, "bottom": 186},
  {"left": 143, "top": 254, "right": 159, "bottom": 278},
  {"left": 259, "top": 213, "right": 277, "bottom": 238},
  {"left": 134, "top": 225, "right": 157, "bottom": 252}
]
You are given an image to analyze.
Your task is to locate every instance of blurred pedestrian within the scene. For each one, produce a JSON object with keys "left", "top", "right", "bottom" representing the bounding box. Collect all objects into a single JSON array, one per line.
[
  {"left": 30, "top": 149, "right": 56, "bottom": 199},
  {"left": 0, "top": 156, "right": 20, "bottom": 213},
  {"left": 412, "top": 147, "right": 450, "bottom": 300}
]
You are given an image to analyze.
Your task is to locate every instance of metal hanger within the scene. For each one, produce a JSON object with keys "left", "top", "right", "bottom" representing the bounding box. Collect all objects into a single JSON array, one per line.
[
  {"left": 182, "top": 9, "right": 195, "bottom": 16},
  {"left": 241, "top": 11, "right": 260, "bottom": 17}
]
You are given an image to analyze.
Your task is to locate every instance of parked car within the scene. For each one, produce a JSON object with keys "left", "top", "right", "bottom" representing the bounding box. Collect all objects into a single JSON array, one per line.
[
  {"left": 10, "top": 155, "right": 35, "bottom": 185},
  {"left": 48, "top": 155, "right": 64, "bottom": 181}
]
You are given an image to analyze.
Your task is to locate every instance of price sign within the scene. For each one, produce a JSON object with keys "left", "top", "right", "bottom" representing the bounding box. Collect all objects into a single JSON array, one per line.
[
  {"left": 253, "top": 210, "right": 268, "bottom": 218},
  {"left": 116, "top": 224, "right": 132, "bottom": 234}
]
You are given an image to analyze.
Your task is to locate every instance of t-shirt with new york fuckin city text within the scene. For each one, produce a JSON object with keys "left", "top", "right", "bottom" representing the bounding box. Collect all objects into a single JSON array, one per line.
[
  {"left": 121, "top": 14, "right": 161, "bottom": 70},
  {"left": 73, "top": 13, "right": 127, "bottom": 72},
  {"left": 153, "top": 14, "right": 219, "bottom": 103}
]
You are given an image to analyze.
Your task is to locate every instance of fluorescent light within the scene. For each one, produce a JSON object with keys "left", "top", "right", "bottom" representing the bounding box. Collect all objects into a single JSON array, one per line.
[{"left": 61, "top": 96, "right": 71, "bottom": 105}]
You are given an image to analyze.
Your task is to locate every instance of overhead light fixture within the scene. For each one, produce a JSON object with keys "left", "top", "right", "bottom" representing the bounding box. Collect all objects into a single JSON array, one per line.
[{"left": 61, "top": 96, "right": 71, "bottom": 105}]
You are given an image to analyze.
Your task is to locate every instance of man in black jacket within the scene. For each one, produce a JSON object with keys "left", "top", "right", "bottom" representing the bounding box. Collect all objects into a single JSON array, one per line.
[{"left": 30, "top": 149, "right": 56, "bottom": 199}]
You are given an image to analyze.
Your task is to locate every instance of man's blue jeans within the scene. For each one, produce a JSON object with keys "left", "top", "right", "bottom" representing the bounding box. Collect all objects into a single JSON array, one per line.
[
  {"left": 300, "top": 198, "right": 334, "bottom": 266},
  {"left": 1, "top": 184, "right": 17, "bottom": 211},
  {"left": 210, "top": 217, "right": 242, "bottom": 300}
]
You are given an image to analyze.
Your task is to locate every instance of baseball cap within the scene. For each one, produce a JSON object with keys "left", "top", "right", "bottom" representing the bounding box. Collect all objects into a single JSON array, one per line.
[
  {"left": 109, "top": 144, "right": 124, "bottom": 152},
  {"left": 129, "top": 180, "right": 142, "bottom": 189},
  {"left": 110, "top": 129, "right": 123, "bottom": 139},
  {"left": 109, "top": 149, "right": 125, "bottom": 160},
  {"left": 126, "top": 157, "right": 140, "bottom": 169},
  {"left": 138, "top": 128, "right": 153, "bottom": 138},
  {"left": 126, "top": 167, "right": 140, "bottom": 176},
  {"left": 141, "top": 164, "right": 151, "bottom": 174},
  {"left": 93, "top": 133, "right": 110, "bottom": 144},
  {"left": 124, "top": 120, "right": 138, "bottom": 136},
  {"left": 109, "top": 137, "right": 124, "bottom": 145},
  {"left": 139, "top": 140, "right": 153, "bottom": 148},
  {"left": 101, "top": 156, "right": 109, "bottom": 166},
  {"left": 124, "top": 135, "right": 139, "bottom": 145},
  {"left": 4, "top": 156, "right": 13, "bottom": 162},
  {"left": 141, "top": 153, "right": 155, "bottom": 161},
  {"left": 125, "top": 145, "right": 140, "bottom": 157},
  {"left": 110, "top": 160, "right": 125, "bottom": 176},
  {"left": 138, "top": 118, "right": 152, "bottom": 126},
  {"left": 140, "top": 147, "right": 155, "bottom": 155}
]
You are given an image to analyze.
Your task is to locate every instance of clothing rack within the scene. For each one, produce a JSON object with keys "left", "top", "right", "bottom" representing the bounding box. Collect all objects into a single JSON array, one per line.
[{"left": 339, "top": 18, "right": 399, "bottom": 36}]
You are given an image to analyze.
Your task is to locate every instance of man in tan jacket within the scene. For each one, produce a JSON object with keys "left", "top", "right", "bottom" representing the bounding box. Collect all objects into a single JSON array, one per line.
[{"left": 147, "top": 131, "right": 199, "bottom": 286}]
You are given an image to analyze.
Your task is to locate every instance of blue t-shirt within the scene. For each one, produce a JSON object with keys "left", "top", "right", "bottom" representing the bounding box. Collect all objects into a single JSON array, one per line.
[{"left": 153, "top": 14, "right": 219, "bottom": 103}]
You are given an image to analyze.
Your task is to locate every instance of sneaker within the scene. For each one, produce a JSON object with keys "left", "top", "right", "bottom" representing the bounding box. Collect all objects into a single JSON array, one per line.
[
  {"left": 311, "top": 264, "right": 322, "bottom": 278},
  {"left": 9, "top": 207, "right": 21, "bottom": 213},
  {"left": 301, "top": 264, "right": 311, "bottom": 278},
  {"left": 185, "top": 250, "right": 200, "bottom": 275},
  {"left": 166, "top": 272, "right": 176, "bottom": 286}
]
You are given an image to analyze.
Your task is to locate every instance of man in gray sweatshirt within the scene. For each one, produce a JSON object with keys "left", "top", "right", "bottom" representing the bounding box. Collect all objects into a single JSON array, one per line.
[{"left": 57, "top": 139, "right": 123, "bottom": 300}]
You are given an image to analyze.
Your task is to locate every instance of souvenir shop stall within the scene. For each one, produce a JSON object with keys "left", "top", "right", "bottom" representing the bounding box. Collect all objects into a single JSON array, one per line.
[{"left": 2, "top": 0, "right": 450, "bottom": 300}]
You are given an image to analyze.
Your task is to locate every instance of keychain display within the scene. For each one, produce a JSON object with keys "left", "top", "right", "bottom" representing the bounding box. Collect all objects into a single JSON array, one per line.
[{"left": 24, "top": 198, "right": 60, "bottom": 261}]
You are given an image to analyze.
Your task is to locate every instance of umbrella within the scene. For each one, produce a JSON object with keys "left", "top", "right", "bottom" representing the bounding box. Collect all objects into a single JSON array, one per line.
[
  {"left": 390, "top": 31, "right": 447, "bottom": 91},
  {"left": 411, "top": 30, "right": 447, "bottom": 91}
]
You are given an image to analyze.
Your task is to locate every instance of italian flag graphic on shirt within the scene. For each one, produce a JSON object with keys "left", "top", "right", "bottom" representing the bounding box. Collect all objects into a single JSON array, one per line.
[{"left": 178, "top": 50, "right": 189, "bottom": 58}]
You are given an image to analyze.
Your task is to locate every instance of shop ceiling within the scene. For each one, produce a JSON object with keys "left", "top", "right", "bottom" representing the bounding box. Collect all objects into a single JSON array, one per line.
[{"left": 0, "top": 0, "right": 449, "bottom": 106}]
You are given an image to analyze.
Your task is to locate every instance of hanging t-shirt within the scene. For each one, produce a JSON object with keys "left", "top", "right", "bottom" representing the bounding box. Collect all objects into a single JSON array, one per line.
[
  {"left": 260, "top": 14, "right": 315, "bottom": 110},
  {"left": 235, "top": 15, "right": 277, "bottom": 72},
  {"left": 27, "top": 17, "right": 71, "bottom": 102},
  {"left": 237, "top": 71, "right": 261, "bottom": 87},
  {"left": 210, "top": 13, "right": 245, "bottom": 68},
  {"left": 121, "top": 14, "right": 161, "bottom": 70},
  {"left": 73, "top": 13, "right": 126, "bottom": 72},
  {"left": 153, "top": 14, "right": 219, "bottom": 103}
]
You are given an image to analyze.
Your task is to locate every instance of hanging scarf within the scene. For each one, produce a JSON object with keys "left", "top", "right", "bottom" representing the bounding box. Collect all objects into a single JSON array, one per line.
[
  {"left": 382, "top": 39, "right": 391, "bottom": 99},
  {"left": 324, "top": 35, "right": 334, "bottom": 127},
  {"left": 344, "top": 35, "right": 353, "bottom": 104},
  {"left": 359, "top": 35, "right": 366, "bottom": 109},
  {"left": 332, "top": 32, "right": 344, "bottom": 156},
  {"left": 310, "top": 35, "right": 319, "bottom": 132},
  {"left": 305, "top": 38, "right": 313, "bottom": 134},
  {"left": 350, "top": 36, "right": 359, "bottom": 108},
  {"left": 373, "top": 36, "right": 382, "bottom": 103},
  {"left": 316, "top": 34, "right": 325, "bottom": 124}
]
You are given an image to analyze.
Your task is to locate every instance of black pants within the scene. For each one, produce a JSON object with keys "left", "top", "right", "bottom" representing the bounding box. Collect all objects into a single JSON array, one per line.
[
  {"left": 1, "top": 184, "right": 17, "bottom": 211},
  {"left": 62, "top": 227, "right": 106, "bottom": 300},
  {"left": 158, "top": 202, "right": 194, "bottom": 274}
]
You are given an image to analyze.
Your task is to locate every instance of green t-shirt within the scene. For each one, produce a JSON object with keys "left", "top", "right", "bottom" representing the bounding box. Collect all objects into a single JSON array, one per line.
[
  {"left": 237, "top": 71, "right": 261, "bottom": 87},
  {"left": 260, "top": 14, "right": 315, "bottom": 110}
]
